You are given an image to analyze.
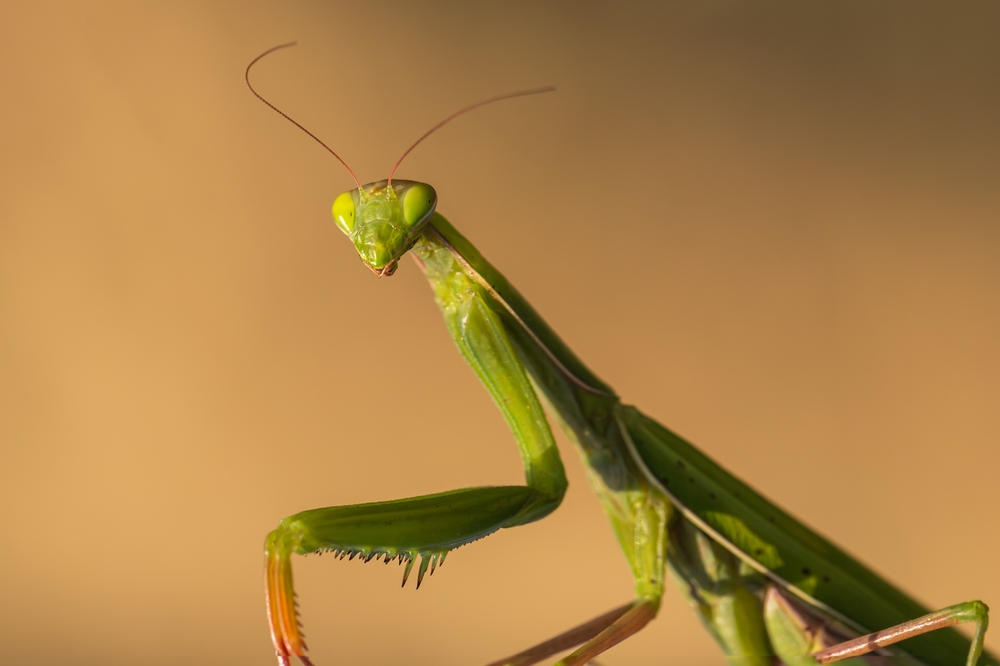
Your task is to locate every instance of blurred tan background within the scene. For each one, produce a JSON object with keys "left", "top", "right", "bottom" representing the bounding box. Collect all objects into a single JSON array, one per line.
[{"left": 1, "top": 2, "right": 998, "bottom": 664}]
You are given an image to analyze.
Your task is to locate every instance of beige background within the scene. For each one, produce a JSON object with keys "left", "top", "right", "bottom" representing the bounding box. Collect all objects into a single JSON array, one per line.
[{"left": 1, "top": 2, "right": 998, "bottom": 665}]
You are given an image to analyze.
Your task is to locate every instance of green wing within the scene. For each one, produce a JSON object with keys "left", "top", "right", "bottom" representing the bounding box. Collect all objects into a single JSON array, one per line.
[{"left": 621, "top": 406, "right": 991, "bottom": 666}]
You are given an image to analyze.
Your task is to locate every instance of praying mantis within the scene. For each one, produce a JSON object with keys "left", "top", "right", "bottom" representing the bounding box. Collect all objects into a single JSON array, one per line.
[{"left": 247, "top": 44, "right": 995, "bottom": 666}]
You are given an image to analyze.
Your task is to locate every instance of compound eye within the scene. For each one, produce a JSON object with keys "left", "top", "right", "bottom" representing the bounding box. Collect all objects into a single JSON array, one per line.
[
  {"left": 332, "top": 191, "right": 356, "bottom": 234},
  {"left": 402, "top": 183, "right": 436, "bottom": 227}
]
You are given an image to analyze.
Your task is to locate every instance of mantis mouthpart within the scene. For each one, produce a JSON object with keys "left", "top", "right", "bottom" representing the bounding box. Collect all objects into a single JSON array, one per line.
[{"left": 247, "top": 43, "right": 995, "bottom": 666}]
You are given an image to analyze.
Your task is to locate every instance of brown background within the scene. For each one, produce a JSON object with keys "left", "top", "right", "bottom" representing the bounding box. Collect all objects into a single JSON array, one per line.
[{"left": 1, "top": 2, "right": 998, "bottom": 665}]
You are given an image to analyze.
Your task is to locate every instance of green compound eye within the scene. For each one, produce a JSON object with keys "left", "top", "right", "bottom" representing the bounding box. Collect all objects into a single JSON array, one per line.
[
  {"left": 402, "top": 183, "right": 436, "bottom": 227},
  {"left": 332, "top": 191, "right": 356, "bottom": 234}
]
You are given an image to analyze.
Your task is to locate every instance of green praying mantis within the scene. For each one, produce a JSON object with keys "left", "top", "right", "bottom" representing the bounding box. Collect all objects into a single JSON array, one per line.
[{"left": 247, "top": 44, "right": 995, "bottom": 666}]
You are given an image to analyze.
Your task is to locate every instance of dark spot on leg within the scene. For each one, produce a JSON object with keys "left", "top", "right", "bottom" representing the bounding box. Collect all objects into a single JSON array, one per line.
[
  {"left": 709, "top": 492, "right": 717, "bottom": 500},
  {"left": 802, "top": 567, "right": 811, "bottom": 576}
]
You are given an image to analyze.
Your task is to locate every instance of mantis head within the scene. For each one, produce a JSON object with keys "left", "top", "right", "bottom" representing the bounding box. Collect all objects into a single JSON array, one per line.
[{"left": 331, "top": 180, "right": 436, "bottom": 277}]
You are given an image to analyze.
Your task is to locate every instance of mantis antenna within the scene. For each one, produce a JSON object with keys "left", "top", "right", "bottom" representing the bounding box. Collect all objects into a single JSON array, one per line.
[
  {"left": 245, "top": 42, "right": 362, "bottom": 190},
  {"left": 246, "top": 42, "right": 555, "bottom": 192},
  {"left": 387, "top": 85, "right": 556, "bottom": 188}
]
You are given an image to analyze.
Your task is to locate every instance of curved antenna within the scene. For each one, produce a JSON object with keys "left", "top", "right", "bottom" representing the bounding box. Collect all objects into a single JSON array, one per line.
[
  {"left": 387, "top": 86, "right": 556, "bottom": 188},
  {"left": 246, "top": 42, "right": 362, "bottom": 190}
]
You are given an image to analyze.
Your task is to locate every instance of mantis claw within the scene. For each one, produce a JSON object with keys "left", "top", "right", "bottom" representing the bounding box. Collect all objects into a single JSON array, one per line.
[{"left": 263, "top": 486, "right": 546, "bottom": 661}]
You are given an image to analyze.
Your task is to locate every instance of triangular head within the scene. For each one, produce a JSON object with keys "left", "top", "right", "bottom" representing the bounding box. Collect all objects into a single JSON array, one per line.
[{"left": 331, "top": 179, "right": 436, "bottom": 276}]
